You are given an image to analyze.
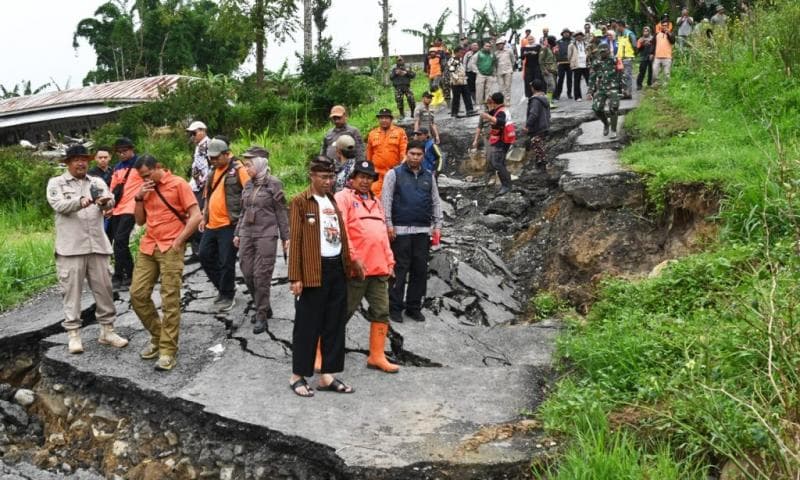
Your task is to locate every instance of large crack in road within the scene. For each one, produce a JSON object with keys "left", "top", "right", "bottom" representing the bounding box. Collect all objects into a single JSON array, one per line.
[{"left": 0, "top": 81, "right": 705, "bottom": 479}]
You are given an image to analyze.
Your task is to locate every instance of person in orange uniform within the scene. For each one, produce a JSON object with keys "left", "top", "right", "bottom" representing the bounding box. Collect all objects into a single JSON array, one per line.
[
  {"left": 366, "top": 108, "right": 407, "bottom": 197},
  {"left": 334, "top": 160, "right": 399, "bottom": 374},
  {"left": 199, "top": 139, "right": 250, "bottom": 312},
  {"left": 109, "top": 137, "right": 144, "bottom": 289},
  {"left": 131, "top": 155, "right": 202, "bottom": 371}
]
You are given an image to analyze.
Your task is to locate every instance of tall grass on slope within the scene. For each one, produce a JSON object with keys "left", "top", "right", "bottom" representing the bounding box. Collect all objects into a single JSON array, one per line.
[{"left": 537, "top": 0, "right": 800, "bottom": 477}]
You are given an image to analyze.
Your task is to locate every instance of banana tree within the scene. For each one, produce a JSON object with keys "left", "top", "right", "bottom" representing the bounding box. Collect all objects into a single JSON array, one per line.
[
  {"left": 401, "top": 7, "right": 452, "bottom": 52},
  {"left": 467, "top": 0, "right": 545, "bottom": 44}
]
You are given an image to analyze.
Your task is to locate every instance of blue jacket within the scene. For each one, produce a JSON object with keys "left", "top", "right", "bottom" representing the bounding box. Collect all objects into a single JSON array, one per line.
[{"left": 422, "top": 139, "right": 442, "bottom": 174}]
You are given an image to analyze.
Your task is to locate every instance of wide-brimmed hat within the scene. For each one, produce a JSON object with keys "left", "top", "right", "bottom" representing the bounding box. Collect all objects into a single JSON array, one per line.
[
  {"left": 350, "top": 160, "right": 378, "bottom": 180},
  {"left": 376, "top": 108, "right": 393, "bottom": 118},
  {"left": 716, "top": 4, "right": 725, "bottom": 11},
  {"left": 63, "top": 144, "right": 92, "bottom": 162}
]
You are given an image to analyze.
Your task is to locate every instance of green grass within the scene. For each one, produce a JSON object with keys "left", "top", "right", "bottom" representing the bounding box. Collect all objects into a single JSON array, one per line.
[
  {"left": 538, "top": 1, "right": 800, "bottom": 477},
  {"left": 0, "top": 203, "right": 55, "bottom": 311}
]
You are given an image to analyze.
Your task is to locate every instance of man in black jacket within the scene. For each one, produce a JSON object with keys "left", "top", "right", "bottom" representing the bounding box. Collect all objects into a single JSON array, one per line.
[
  {"left": 390, "top": 57, "right": 416, "bottom": 118},
  {"left": 553, "top": 29, "right": 573, "bottom": 102}
]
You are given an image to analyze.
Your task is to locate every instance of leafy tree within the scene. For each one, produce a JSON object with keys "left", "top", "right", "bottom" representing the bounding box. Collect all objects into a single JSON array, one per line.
[
  {"left": 467, "top": 0, "right": 545, "bottom": 44},
  {"left": 312, "top": 0, "right": 333, "bottom": 52},
  {"left": 401, "top": 7, "right": 452, "bottom": 51},
  {"left": 224, "top": 0, "right": 299, "bottom": 87},
  {"left": 74, "top": 0, "right": 251, "bottom": 84},
  {"left": 378, "top": 0, "right": 395, "bottom": 86}
]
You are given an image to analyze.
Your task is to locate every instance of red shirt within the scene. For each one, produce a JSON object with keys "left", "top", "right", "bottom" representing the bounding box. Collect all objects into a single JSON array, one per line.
[
  {"left": 335, "top": 188, "right": 394, "bottom": 276},
  {"left": 139, "top": 171, "right": 197, "bottom": 255}
]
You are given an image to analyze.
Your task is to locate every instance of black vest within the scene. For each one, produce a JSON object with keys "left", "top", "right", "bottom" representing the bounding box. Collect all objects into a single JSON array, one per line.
[{"left": 391, "top": 164, "right": 434, "bottom": 227}]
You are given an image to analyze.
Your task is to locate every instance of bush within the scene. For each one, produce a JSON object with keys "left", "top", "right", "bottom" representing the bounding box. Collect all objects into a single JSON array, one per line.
[{"left": 0, "top": 148, "right": 59, "bottom": 215}]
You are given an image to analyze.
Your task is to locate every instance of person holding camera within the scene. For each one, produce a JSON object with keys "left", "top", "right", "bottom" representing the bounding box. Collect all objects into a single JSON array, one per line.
[{"left": 47, "top": 145, "right": 129, "bottom": 355}]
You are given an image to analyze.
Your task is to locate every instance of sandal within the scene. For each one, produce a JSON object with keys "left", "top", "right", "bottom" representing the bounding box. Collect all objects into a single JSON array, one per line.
[
  {"left": 289, "top": 378, "right": 314, "bottom": 398},
  {"left": 317, "top": 377, "right": 355, "bottom": 394}
]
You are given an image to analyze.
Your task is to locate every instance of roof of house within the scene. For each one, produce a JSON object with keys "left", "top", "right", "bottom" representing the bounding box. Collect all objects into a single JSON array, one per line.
[{"left": 0, "top": 75, "right": 186, "bottom": 117}]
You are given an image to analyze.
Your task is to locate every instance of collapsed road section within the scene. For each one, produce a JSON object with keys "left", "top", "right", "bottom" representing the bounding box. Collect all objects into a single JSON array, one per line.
[{"left": 0, "top": 90, "right": 718, "bottom": 479}]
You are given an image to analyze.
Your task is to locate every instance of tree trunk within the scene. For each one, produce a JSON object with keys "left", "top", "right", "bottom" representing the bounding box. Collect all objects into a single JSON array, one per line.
[
  {"left": 303, "top": 0, "right": 313, "bottom": 57},
  {"left": 380, "top": 0, "right": 390, "bottom": 86},
  {"left": 254, "top": 0, "right": 266, "bottom": 87}
]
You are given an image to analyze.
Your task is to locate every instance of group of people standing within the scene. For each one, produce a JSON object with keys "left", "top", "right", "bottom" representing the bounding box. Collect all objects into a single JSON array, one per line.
[{"left": 47, "top": 103, "right": 443, "bottom": 399}]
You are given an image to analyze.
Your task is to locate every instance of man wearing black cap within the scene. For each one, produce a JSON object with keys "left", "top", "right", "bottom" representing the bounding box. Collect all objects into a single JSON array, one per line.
[
  {"left": 334, "top": 160, "right": 399, "bottom": 373},
  {"left": 109, "top": 137, "right": 143, "bottom": 289},
  {"left": 288, "top": 156, "right": 360, "bottom": 397},
  {"left": 366, "top": 108, "right": 407, "bottom": 197},
  {"left": 47, "top": 145, "right": 129, "bottom": 354}
]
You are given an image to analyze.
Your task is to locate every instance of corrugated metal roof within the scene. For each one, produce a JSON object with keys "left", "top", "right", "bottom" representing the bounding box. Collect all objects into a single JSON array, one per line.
[
  {"left": 0, "top": 104, "right": 132, "bottom": 129},
  {"left": 0, "top": 75, "right": 187, "bottom": 117}
]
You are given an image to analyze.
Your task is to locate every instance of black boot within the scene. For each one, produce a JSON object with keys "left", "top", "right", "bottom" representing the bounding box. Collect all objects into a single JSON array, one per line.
[
  {"left": 253, "top": 317, "right": 268, "bottom": 335},
  {"left": 597, "top": 111, "right": 609, "bottom": 136},
  {"left": 610, "top": 113, "right": 619, "bottom": 138}
]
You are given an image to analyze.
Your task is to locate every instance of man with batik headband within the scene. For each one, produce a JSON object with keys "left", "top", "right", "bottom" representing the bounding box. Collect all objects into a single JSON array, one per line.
[{"left": 288, "top": 156, "right": 363, "bottom": 397}]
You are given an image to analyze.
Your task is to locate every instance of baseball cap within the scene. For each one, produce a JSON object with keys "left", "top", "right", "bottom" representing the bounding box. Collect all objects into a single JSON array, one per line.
[
  {"left": 113, "top": 137, "right": 134, "bottom": 150},
  {"left": 329, "top": 105, "right": 346, "bottom": 118},
  {"left": 185, "top": 120, "right": 207, "bottom": 132},
  {"left": 242, "top": 145, "right": 269, "bottom": 158},
  {"left": 334, "top": 134, "right": 356, "bottom": 152},
  {"left": 376, "top": 108, "right": 393, "bottom": 118},
  {"left": 207, "top": 139, "right": 229, "bottom": 157},
  {"left": 350, "top": 160, "right": 378, "bottom": 180},
  {"left": 413, "top": 127, "right": 430, "bottom": 135}
]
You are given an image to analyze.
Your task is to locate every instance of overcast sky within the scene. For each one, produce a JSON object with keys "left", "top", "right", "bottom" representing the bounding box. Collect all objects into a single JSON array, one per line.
[{"left": 1, "top": 0, "right": 591, "bottom": 91}]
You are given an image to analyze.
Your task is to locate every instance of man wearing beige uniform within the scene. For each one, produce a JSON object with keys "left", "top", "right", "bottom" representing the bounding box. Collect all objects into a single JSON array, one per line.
[{"left": 47, "top": 145, "right": 129, "bottom": 354}]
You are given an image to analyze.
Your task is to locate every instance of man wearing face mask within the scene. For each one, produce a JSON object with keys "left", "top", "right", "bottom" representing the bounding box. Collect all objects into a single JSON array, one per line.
[
  {"left": 390, "top": 57, "right": 416, "bottom": 118},
  {"left": 586, "top": 43, "right": 623, "bottom": 138}
]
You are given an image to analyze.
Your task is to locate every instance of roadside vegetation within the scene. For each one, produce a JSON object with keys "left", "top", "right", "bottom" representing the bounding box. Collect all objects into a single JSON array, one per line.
[{"left": 535, "top": 0, "right": 800, "bottom": 477}]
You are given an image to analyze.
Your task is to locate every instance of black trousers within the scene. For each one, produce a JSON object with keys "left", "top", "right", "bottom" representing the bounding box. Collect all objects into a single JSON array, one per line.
[
  {"left": 199, "top": 225, "right": 238, "bottom": 298},
  {"left": 110, "top": 214, "right": 135, "bottom": 281},
  {"left": 389, "top": 233, "right": 430, "bottom": 315},
  {"left": 467, "top": 71, "right": 477, "bottom": 100},
  {"left": 554, "top": 64, "right": 573, "bottom": 100},
  {"left": 292, "top": 257, "right": 347, "bottom": 377},
  {"left": 637, "top": 59, "right": 653, "bottom": 88},
  {"left": 572, "top": 68, "right": 590, "bottom": 99},
  {"left": 451, "top": 84, "right": 474, "bottom": 116}
]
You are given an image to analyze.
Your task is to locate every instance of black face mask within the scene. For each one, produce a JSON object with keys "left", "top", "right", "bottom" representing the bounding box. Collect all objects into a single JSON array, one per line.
[{"left": 342, "top": 149, "right": 357, "bottom": 159}]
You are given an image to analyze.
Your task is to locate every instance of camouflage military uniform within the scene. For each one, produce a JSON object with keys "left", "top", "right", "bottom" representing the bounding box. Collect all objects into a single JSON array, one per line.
[{"left": 587, "top": 45, "right": 625, "bottom": 136}]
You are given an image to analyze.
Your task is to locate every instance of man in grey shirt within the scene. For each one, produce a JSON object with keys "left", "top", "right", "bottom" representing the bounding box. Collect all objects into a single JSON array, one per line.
[
  {"left": 321, "top": 105, "right": 365, "bottom": 162},
  {"left": 676, "top": 8, "right": 695, "bottom": 47},
  {"left": 381, "top": 140, "right": 443, "bottom": 323}
]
